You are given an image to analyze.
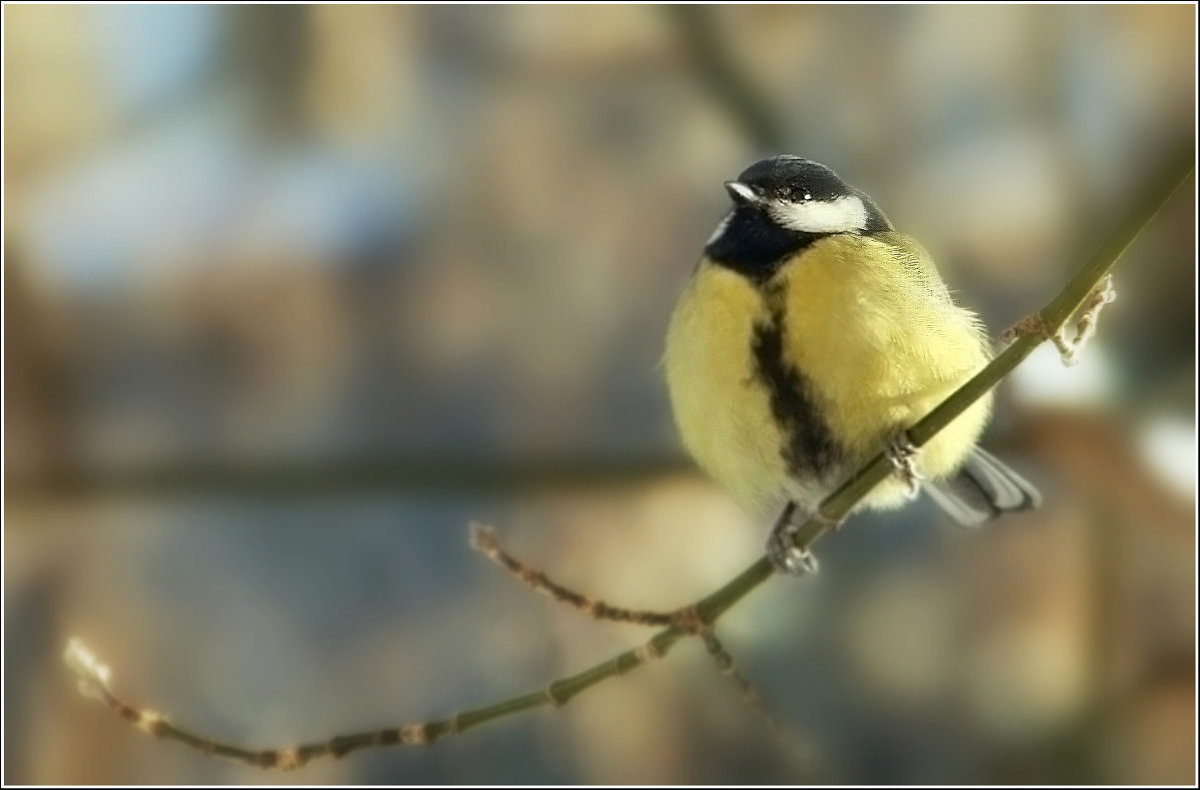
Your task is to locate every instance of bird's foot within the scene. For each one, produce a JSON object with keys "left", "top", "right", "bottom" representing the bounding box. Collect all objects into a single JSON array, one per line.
[
  {"left": 887, "top": 432, "right": 923, "bottom": 499},
  {"left": 766, "top": 506, "right": 820, "bottom": 576}
]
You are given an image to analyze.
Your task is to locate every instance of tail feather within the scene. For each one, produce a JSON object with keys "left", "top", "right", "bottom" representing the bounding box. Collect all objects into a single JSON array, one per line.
[{"left": 926, "top": 447, "right": 1042, "bottom": 528}]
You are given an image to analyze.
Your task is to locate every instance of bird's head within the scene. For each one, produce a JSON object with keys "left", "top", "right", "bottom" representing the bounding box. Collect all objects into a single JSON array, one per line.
[{"left": 723, "top": 156, "right": 890, "bottom": 235}]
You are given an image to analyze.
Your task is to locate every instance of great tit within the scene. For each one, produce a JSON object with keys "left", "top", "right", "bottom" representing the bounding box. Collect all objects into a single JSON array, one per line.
[{"left": 664, "top": 156, "right": 1040, "bottom": 573}]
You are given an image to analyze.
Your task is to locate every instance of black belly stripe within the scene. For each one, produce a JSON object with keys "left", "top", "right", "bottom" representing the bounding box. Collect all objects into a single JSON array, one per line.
[{"left": 750, "top": 289, "right": 843, "bottom": 480}]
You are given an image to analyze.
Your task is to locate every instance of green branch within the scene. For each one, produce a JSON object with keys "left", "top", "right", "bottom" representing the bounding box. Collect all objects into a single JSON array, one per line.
[
  {"left": 700, "top": 141, "right": 1194, "bottom": 621},
  {"left": 437, "top": 139, "right": 1196, "bottom": 738},
  {"left": 66, "top": 142, "right": 1193, "bottom": 768}
]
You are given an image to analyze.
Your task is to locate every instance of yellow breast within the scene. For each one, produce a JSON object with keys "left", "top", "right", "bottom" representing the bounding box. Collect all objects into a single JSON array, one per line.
[
  {"left": 772, "top": 234, "right": 993, "bottom": 506},
  {"left": 665, "top": 233, "right": 994, "bottom": 516},
  {"left": 665, "top": 264, "right": 792, "bottom": 516}
]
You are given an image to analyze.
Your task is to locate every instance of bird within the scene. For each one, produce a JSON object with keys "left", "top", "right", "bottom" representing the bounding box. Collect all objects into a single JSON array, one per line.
[{"left": 664, "top": 156, "right": 1040, "bottom": 573}]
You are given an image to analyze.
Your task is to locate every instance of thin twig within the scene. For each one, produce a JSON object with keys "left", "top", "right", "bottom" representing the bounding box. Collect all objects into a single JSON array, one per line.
[
  {"left": 65, "top": 142, "right": 1194, "bottom": 768},
  {"left": 1004, "top": 274, "right": 1118, "bottom": 365},
  {"left": 468, "top": 523, "right": 676, "bottom": 627},
  {"left": 65, "top": 622, "right": 684, "bottom": 771},
  {"left": 470, "top": 522, "right": 805, "bottom": 749},
  {"left": 1054, "top": 274, "right": 1117, "bottom": 364},
  {"left": 696, "top": 627, "right": 807, "bottom": 760}
]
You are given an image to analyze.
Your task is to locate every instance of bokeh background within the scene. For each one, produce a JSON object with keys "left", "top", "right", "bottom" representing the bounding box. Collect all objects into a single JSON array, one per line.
[{"left": 3, "top": 5, "right": 1195, "bottom": 784}]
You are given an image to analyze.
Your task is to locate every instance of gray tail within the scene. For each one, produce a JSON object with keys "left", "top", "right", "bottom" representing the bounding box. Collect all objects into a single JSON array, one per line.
[{"left": 925, "top": 447, "right": 1042, "bottom": 528}]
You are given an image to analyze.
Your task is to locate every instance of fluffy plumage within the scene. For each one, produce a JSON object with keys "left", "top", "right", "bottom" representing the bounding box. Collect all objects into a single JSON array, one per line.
[{"left": 665, "top": 157, "right": 1039, "bottom": 528}]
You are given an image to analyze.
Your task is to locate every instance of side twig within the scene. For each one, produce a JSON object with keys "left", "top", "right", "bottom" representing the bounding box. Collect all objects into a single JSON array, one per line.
[
  {"left": 468, "top": 523, "right": 676, "bottom": 627},
  {"left": 696, "top": 627, "right": 807, "bottom": 758},
  {"left": 64, "top": 142, "right": 1193, "bottom": 769},
  {"left": 471, "top": 522, "right": 798, "bottom": 750},
  {"left": 1004, "top": 274, "right": 1118, "bottom": 365}
]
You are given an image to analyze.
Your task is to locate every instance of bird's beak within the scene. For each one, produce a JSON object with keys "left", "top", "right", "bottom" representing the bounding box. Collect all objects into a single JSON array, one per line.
[{"left": 724, "top": 181, "right": 759, "bottom": 206}]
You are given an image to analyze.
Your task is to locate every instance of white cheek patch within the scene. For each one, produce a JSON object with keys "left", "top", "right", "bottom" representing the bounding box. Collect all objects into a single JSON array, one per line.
[
  {"left": 769, "top": 195, "right": 868, "bottom": 233},
  {"left": 706, "top": 211, "right": 734, "bottom": 245}
]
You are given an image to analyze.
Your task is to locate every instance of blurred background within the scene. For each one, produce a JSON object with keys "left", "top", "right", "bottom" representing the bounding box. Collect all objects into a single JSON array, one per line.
[{"left": 3, "top": 5, "right": 1195, "bottom": 784}]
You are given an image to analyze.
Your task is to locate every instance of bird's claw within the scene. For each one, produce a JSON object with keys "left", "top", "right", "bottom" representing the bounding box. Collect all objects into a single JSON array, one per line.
[
  {"left": 887, "top": 433, "right": 923, "bottom": 499},
  {"left": 767, "top": 519, "right": 820, "bottom": 576}
]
